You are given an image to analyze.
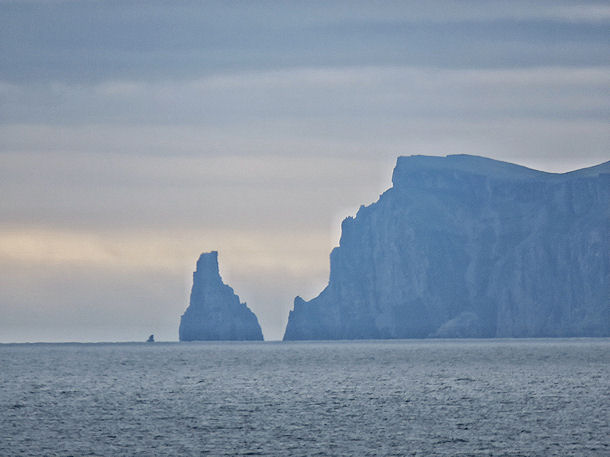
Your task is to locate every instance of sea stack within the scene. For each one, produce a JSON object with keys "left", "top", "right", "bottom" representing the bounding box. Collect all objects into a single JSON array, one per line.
[
  {"left": 283, "top": 154, "right": 610, "bottom": 340},
  {"left": 179, "top": 251, "right": 264, "bottom": 341}
]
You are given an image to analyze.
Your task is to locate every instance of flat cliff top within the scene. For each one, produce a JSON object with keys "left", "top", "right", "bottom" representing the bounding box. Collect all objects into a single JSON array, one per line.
[{"left": 393, "top": 154, "right": 610, "bottom": 186}]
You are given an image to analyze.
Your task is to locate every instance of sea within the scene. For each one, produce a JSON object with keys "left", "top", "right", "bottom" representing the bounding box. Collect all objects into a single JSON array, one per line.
[{"left": 1, "top": 339, "right": 608, "bottom": 456}]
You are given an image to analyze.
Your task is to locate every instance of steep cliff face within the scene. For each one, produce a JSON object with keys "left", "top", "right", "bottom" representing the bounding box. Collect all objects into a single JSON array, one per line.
[
  {"left": 179, "top": 251, "right": 263, "bottom": 341},
  {"left": 284, "top": 155, "right": 609, "bottom": 340}
]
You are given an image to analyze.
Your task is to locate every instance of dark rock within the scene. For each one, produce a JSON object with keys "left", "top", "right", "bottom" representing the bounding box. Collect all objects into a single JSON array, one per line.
[
  {"left": 283, "top": 155, "right": 609, "bottom": 340},
  {"left": 179, "top": 251, "right": 263, "bottom": 341}
]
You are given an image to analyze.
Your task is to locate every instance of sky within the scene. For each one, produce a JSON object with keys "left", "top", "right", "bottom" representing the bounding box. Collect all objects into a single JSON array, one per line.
[{"left": 1, "top": 0, "right": 609, "bottom": 342}]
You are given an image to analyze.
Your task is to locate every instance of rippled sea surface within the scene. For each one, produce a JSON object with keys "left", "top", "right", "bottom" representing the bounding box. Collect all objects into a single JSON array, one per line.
[{"left": 1, "top": 339, "right": 608, "bottom": 456}]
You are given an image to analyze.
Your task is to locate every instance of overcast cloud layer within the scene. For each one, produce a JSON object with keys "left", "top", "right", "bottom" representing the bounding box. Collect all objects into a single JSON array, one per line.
[{"left": 1, "top": 0, "right": 609, "bottom": 342}]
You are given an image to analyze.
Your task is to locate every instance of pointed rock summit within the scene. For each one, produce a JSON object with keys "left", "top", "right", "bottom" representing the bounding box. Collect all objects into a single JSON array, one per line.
[
  {"left": 284, "top": 154, "right": 610, "bottom": 340},
  {"left": 179, "top": 251, "right": 263, "bottom": 341}
]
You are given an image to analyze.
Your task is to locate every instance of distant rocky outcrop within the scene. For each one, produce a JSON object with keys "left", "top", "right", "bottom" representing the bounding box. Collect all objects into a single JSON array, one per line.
[
  {"left": 284, "top": 154, "right": 610, "bottom": 340},
  {"left": 179, "top": 251, "right": 263, "bottom": 341}
]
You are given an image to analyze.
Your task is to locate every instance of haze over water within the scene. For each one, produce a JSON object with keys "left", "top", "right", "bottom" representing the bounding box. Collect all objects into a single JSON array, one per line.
[{"left": 2, "top": 339, "right": 608, "bottom": 456}]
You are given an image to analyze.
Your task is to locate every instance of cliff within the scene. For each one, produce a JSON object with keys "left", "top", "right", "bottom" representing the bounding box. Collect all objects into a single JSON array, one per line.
[
  {"left": 284, "top": 155, "right": 610, "bottom": 340},
  {"left": 179, "top": 251, "right": 263, "bottom": 341}
]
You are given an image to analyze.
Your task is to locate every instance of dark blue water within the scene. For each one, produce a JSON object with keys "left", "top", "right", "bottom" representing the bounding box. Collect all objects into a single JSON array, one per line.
[{"left": 1, "top": 339, "right": 608, "bottom": 456}]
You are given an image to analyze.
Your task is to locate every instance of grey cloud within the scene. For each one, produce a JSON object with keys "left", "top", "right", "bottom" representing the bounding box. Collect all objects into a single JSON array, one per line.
[
  {"left": 1, "top": 1, "right": 609, "bottom": 83},
  {"left": 2, "top": 67, "right": 608, "bottom": 125},
  {"left": 0, "top": 151, "right": 394, "bottom": 231}
]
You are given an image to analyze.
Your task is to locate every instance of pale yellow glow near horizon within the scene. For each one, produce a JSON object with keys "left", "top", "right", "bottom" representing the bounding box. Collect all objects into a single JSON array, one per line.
[
  {"left": 0, "top": 226, "right": 335, "bottom": 278},
  {"left": 0, "top": 225, "right": 340, "bottom": 341}
]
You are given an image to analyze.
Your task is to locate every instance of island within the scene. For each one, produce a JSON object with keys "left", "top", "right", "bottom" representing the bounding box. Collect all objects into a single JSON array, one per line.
[
  {"left": 283, "top": 154, "right": 609, "bottom": 340},
  {"left": 179, "top": 251, "right": 264, "bottom": 341}
]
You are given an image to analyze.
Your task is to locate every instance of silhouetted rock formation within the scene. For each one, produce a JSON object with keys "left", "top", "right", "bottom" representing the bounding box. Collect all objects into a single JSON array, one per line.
[
  {"left": 284, "top": 155, "right": 609, "bottom": 340},
  {"left": 179, "top": 251, "right": 263, "bottom": 341}
]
